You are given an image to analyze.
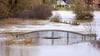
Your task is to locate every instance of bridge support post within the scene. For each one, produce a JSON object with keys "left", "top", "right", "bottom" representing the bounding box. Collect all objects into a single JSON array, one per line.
[
  {"left": 67, "top": 32, "right": 69, "bottom": 45},
  {"left": 51, "top": 31, "right": 54, "bottom": 45},
  {"left": 16, "top": 35, "right": 18, "bottom": 38},
  {"left": 82, "top": 35, "right": 86, "bottom": 41}
]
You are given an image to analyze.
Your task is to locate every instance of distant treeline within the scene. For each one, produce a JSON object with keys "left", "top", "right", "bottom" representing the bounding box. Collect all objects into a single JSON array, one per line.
[{"left": 0, "top": 0, "right": 52, "bottom": 19}]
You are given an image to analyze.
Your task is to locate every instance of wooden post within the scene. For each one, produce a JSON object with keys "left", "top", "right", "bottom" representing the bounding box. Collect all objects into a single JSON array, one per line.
[
  {"left": 84, "top": 35, "right": 86, "bottom": 40},
  {"left": 94, "top": 34, "right": 97, "bottom": 40},
  {"left": 82, "top": 35, "right": 86, "bottom": 41},
  {"left": 51, "top": 31, "right": 54, "bottom": 45},
  {"left": 67, "top": 32, "right": 69, "bottom": 45},
  {"left": 16, "top": 35, "right": 18, "bottom": 38},
  {"left": 82, "top": 35, "right": 84, "bottom": 41}
]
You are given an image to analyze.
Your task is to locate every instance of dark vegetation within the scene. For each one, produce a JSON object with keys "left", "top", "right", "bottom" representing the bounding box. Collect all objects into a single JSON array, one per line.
[
  {"left": 31, "top": 4, "right": 52, "bottom": 19},
  {"left": 0, "top": 0, "right": 52, "bottom": 20},
  {"left": 90, "top": 40, "right": 100, "bottom": 48},
  {"left": 16, "top": 4, "right": 52, "bottom": 20},
  {"left": 73, "top": 0, "right": 94, "bottom": 21}
]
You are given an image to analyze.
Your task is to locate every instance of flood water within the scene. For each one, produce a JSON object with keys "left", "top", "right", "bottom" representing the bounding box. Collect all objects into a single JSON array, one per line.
[
  {"left": 0, "top": 11, "right": 100, "bottom": 56},
  {"left": 0, "top": 10, "right": 99, "bottom": 45},
  {"left": 0, "top": 11, "right": 100, "bottom": 38},
  {"left": 52, "top": 11, "right": 100, "bottom": 39}
]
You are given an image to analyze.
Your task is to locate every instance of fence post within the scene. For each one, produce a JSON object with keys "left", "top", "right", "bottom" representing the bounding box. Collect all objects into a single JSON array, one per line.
[{"left": 67, "top": 32, "right": 69, "bottom": 45}]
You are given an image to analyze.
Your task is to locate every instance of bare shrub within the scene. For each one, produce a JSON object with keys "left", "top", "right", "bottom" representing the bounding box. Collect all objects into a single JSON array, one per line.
[
  {"left": 15, "top": 10, "right": 34, "bottom": 18},
  {"left": 73, "top": 0, "right": 93, "bottom": 20},
  {"left": 32, "top": 4, "right": 52, "bottom": 19},
  {"left": 90, "top": 40, "right": 100, "bottom": 48},
  {"left": 0, "top": 0, "right": 35, "bottom": 18},
  {"left": 16, "top": 4, "right": 52, "bottom": 19},
  {"left": 83, "top": 22, "right": 96, "bottom": 35},
  {"left": 0, "top": 1, "right": 9, "bottom": 18}
]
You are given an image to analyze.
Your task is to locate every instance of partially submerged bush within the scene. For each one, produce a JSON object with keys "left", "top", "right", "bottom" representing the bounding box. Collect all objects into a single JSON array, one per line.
[
  {"left": 69, "top": 21, "right": 80, "bottom": 25},
  {"left": 49, "top": 13, "right": 61, "bottom": 22},
  {"left": 76, "top": 12, "right": 93, "bottom": 20},
  {"left": 32, "top": 4, "right": 52, "bottom": 19},
  {"left": 90, "top": 40, "right": 100, "bottom": 48},
  {"left": 73, "top": 0, "right": 94, "bottom": 21}
]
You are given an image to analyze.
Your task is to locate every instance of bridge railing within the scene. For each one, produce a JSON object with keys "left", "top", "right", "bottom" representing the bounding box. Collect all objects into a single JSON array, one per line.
[{"left": 15, "top": 30, "right": 97, "bottom": 45}]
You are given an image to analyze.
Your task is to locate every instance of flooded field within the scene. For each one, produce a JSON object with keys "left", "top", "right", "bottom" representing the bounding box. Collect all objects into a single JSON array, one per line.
[
  {"left": 0, "top": 11, "right": 99, "bottom": 44},
  {"left": 0, "top": 11, "right": 100, "bottom": 56},
  {"left": 0, "top": 40, "right": 100, "bottom": 56}
]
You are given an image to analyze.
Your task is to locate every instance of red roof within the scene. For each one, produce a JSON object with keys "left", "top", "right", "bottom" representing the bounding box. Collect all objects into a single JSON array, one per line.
[{"left": 93, "top": 0, "right": 100, "bottom": 4}]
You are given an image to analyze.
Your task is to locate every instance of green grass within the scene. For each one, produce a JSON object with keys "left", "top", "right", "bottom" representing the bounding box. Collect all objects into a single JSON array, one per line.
[{"left": 57, "top": 8, "right": 72, "bottom": 10}]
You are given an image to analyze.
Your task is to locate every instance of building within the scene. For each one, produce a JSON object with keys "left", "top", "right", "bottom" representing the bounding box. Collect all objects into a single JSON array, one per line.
[
  {"left": 57, "top": 0, "right": 67, "bottom": 7},
  {"left": 93, "top": 0, "right": 100, "bottom": 6},
  {"left": 83, "top": 0, "right": 100, "bottom": 6}
]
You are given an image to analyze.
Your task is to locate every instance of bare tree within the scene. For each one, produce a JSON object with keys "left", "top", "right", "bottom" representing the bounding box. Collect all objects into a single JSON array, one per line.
[
  {"left": 0, "top": 0, "right": 36, "bottom": 18},
  {"left": 0, "top": 0, "right": 9, "bottom": 18},
  {"left": 83, "top": 22, "right": 96, "bottom": 40},
  {"left": 73, "top": 0, "right": 93, "bottom": 20}
]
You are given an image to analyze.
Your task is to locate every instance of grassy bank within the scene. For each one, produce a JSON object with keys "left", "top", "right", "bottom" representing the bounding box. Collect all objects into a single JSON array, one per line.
[{"left": 55, "top": 8, "right": 72, "bottom": 10}]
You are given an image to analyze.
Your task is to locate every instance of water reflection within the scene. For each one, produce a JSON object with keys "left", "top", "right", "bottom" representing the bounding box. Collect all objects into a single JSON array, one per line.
[
  {"left": 1, "top": 41, "right": 100, "bottom": 56},
  {"left": 0, "top": 37, "right": 39, "bottom": 56},
  {"left": 9, "top": 45, "right": 39, "bottom": 56}
]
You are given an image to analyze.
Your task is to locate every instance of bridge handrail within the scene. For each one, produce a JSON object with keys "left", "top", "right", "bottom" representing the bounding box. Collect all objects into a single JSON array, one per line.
[{"left": 15, "top": 29, "right": 97, "bottom": 37}]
